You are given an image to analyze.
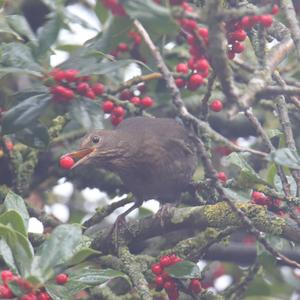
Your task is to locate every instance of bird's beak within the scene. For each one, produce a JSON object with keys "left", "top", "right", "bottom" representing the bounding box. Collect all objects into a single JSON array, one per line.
[{"left": 62, "top": 147, "right": 96, "bottom": 169}]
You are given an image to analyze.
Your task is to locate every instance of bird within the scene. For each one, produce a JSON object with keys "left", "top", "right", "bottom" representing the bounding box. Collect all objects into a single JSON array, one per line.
[{"left": 63, "top": 116, "right": 198, "bottom": 224}]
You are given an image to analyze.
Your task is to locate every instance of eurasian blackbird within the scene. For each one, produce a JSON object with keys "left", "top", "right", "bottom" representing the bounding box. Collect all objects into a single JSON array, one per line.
[{"left": 64, "top": 117, "right": 198, "bottom": 219}]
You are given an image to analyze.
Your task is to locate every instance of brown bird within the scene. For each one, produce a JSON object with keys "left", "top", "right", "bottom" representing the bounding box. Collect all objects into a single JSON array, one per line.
[{"left": 64, "top": 117, "right": 198, "bottom": 221}]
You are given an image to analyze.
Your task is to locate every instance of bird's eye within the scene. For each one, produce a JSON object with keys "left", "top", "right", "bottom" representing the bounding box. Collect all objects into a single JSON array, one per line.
[{"left": 91, "top": 136, "right": 100, "bottom": 144}]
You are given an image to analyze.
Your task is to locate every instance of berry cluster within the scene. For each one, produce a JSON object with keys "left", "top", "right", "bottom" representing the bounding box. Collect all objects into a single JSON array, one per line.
[
  {"left": 251, "top": 191, "right": 282, "bottom": 211},
  {"left": 226, "top": 4, "right": 279, "bottom": 59},
  {"left": 111, "top": 31, "right": 142, "bottom": 58},
  {"left": 102, "top": 85, "right": 154, "bottom": 126},
  {"left": 151, "top": 255, "right": 202, "bottom": 300},
  {"left": 49, "top": 68, "right": 105, "bottom": 103}
]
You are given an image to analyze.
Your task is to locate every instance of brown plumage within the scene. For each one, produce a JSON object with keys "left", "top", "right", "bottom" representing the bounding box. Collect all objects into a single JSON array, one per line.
[{"left": 64, "top": 117, "right": 198, "bottom": 216}]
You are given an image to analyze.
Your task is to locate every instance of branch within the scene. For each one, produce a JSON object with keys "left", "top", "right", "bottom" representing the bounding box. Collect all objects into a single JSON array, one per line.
[{"left": 90, "top": 202, "right": 300, "bottom": 253}]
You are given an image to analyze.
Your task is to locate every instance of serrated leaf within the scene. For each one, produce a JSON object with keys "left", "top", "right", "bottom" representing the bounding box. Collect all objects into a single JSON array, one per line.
[
  {"left": 32, "top": 224, "right": 82, "bottom": 281},
  {"left": 123, "top": 0, "right": 178, "bottom": 35},
  {"left": 269, "top": 148, "right": 300, "bottom": 169},
  {"left": 0, "top": 211, "right": 27, "bottom": 237},
  {"left": 16, "top": 123, "right": 50, "bottom": 149},
  {"left": 225, "top": 152, "right": 268, "bottom": 188},
  {"left": 3, "top": 191, "right": 29, "bottom": 229},
  {"left": 164, "top": 261, "right": 201, "bottom": 279},
  {"left": 69, "top": 99, "right": 103, "bottom": 130},
  {"left": 2, "top": 93, "right": 51, "bottom": 134},
  {"left": 0, "top": 224, "right": 33, "bottom": 276},
  {"left": 0, "top": 42, "right": 43, "bottom": 72}
]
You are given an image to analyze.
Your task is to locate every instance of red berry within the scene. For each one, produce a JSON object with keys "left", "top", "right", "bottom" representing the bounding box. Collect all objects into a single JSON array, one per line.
[
  {"left": 227, "top": 50, "right": 235, "bottom": 60},
  {"left": 85, "top": 88, "right": 96, "bottom": 99},
  {"left": 92, "top": 83, "right": 106, "bottom": 96},
  {"left": 163, "top": 279, "right": 175, "bottom": 290},
  {"left": 155, "top": 275, "right": 164, "bottom": 286},
  {"left": 64, "top": 69, "right": 80, "bottom": 82},
  {"left": 52, "top": 69, "right": 66, "bottom": 82},
  {"left": 175, "top": 78, "right": 186, "bottom": 88},
  {"left": 181, "top": 19, "right": 198, "bottom": 31},
  {"left": 112, "top": 106, "right": 125, "bottom": 117},
  {"left": 120, "top": 89, "right": 133, "bottom": 100},
  {"left": 37, "top": 292, "right": 51, "bottom": 300},
  {"left": 187, "top": 74, "right": 204, "bottom": 90},
  {"left": 117, "top": 42, "right": 129, "bottom": 52},
  {"left": 0, "top": 285, "right": 14, "bottom": 298},
  {"left": 229, "top": 30, "right": 247, "bottom": 42},
  {"left": 251, "top": 191, "right": 269, "bottom": 205},
  {"left": 151, "top": 263, "right": 163, "bottom": 275},
  {"left": 111, "top": 115, "right": 124, "bottom": 126},
  {"left": 198, "top": 27, "right": 209, "bottom": 40},
  {"left": 189, "top": 279, "right": 202, "bottom": 294},
  {"left": 232, "top": 42, "right": 245, "bottom": 53},
  {"left": 20, "top": 293, "right": 37, "bottom": 300},
  {"left": 128, "top": 31, "right": 142, "bottom": 44},
  {"left": 141, "top": 96, "right": 154, "bottom": 108},
  {"left": 59, "top": 156, "right": 74, "bottom": 170},
  {"left": 217, "top": 172, "right": 227, "bottom": 183},
  {"left": 241, "top": 16, "right": 252, "bottom": 28},
  {"left": 194, "top": 58, "right": 209, "bottom": 73},
  {"left": 130, "top": 96, "right": 141, "bottom": 106},
  {"left": 176, "top": 63, "right": 189, "bottom": 74},
  {"left": 102, "top": 100, "right": 114, "bottom": 113},
  {"left": 272, "top": 4, "right": 279, "bottom": 15},
  {"left": 210, "top": 100, "right": 223, "bottom": 112},
  {"left": 251, "top": 15, "right": 261, "bottom": 24},
  {"left": 259, "top": 15, "right": 273, "bottom": 27},
  {"left": 160, "top": 256, "right": 172, "bottom": 267},
  {"left": 76, "top": 82, "right": 90, "bottom": 95},
  {"left": 55, "top": 273, "right": 68, "bottom": 285},
  {"left": 1, "top": 270, "right": 14, "bottom": 284}
]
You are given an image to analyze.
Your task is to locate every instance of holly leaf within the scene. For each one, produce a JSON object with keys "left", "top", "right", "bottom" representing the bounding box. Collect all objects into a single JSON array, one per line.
[
  {"left": 164, "top": 261, "right": 201, "bottom": 279},
  {"left": 2, "top": 93, "right": 52, "bottom": 134},
  {"left": 3, "top": 191, "right": 29, "bottom": 229},
  {"left": 269, "top": 148, "right": 300, "bottom": 169}
]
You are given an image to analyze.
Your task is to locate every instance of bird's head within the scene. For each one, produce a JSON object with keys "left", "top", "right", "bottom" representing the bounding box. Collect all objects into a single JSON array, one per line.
[{"left": 62, "top": 130, "right": 122, "bottom": 169}]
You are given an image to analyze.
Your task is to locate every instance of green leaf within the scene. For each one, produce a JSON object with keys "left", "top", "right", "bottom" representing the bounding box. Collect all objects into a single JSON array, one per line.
[
  {"left": 6, "top": 15, "right": 37, "bottom": 45},
  {"left": 2, "top": 93, "right": 52, "bottom": 134},
  {"left": 225, "top": 152, "right": 268, "bottom": 188},
  {"left": 0, "top": 240, "right": 18, "bottom": 274},
  {"left": 45, "top": 283, "right": 72, "bottom": 300},
  {"left": 123, "top": 0, "right": 178, "bottom": 35},
  {"left": 69, "top": 99, "right": 103, "bottom": 130},
  {"left": 0, "top": 13, "right": 21, "bottom": 41},
  {"left": 0, "top": 224, "right": 33, "bottom": 276},
  {"left": 16, "top": 123, "right": 50, "bottom": 149},
  {"left": 0, "top": 42, "right": 43, "bottom": 72},
  {"left": 3, "top": 191, "right": 29, "bottom": 229},
  {"left": 223, "top": 187, "right": 251, "bottom": 202},
  {"left": 269, "top": 148, "right": 300, "bottom": 169},
  {"left": 0, "top": 211, "right": 27, "bottom": 237},
  {"left": 79, "top": 59, "right": 141, "bottom": 76},
  {"left": 36, "top": 13, "right": 62, "bottom": 56},
  {"left": 32, "top": 224, "right": 83, "bottom": 281},
  {"left": 274, "top": 175, "right": 297, "bottom": 196},
  {"left": 95, "top": 0, "right": 109, "bottom": 24},
  {"left": 67, "top": 248, "right": 100, "bottom": 266},
  {"left": 0, "top": 67, "right": 42, "bottom": 78},
  {"left": 164, "top": 261, "right": 201, "bottom": 279}
]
